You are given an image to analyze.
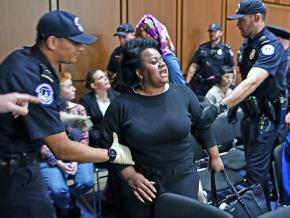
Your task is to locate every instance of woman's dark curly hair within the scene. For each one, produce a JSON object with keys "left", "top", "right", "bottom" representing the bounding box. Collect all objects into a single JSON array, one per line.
[{"left": 121, "top": 38, "right": 161, "bottom": 88}]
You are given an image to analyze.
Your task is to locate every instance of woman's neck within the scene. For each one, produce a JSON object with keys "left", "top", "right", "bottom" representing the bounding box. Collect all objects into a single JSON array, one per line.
[
  {"left": 95, "top": 90, "right": 108, "bottom": 102},
  {"left": 217, "top": 84, "right": 228, "bottom": 94},
  {"left": 134, "top": 83, "right": 169, "bottom": 96}
]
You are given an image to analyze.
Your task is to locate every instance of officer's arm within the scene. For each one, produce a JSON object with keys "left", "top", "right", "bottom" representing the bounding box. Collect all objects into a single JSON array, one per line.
[
  {"left": 43, "top": 132, "right": 109, "bottom": 163},
  {"left": 222, "top": 67, "right": 269, "bottom": 108},
  {"left": 186, "top": 63, "right": 198, "bottom": 83}
]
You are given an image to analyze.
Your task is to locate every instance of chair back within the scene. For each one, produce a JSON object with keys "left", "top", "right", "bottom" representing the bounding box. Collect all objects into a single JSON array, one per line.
[
  {"left": 153, "top": 192, "right": 233, "bottom": 218},
  {"left": 272, "top": 143, "right": 284, "bottom": 203},
  {"left": 256, "top": 206, "right": 290, "bottom": 218}
]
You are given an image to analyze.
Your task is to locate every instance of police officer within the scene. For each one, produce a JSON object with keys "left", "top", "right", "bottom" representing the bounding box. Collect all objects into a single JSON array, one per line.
[
  {"left": 107, "top": 23, "right": 135, "bottom": 93},
  {"left": 0, "top": 10, "right": 134, "bottom": 218},
  {"left": 267, "top": 25, "right": 290, "bottom": 143},
  {"left": 202, "top": 0, "right": 288, "bottom": 206},
  {"left": 186, "top": 23, "right": 235, "bottom": 97}
]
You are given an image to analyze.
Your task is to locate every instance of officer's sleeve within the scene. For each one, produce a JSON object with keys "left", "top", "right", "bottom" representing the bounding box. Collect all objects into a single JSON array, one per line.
[
  {"left": 191, "top": 46, "right": 201, "bottom": 64},
  {"left": 184, "top": 86, "right": 216, "bottom": 148},
  {"left": 253, "top": 41, "right": 283, "bottom": 76},
  {"left": 226, "top": 47, "right": 235, "bottom": 67},
  {"left": 8, "top": 71, "right": 65, "bottom": 141}
]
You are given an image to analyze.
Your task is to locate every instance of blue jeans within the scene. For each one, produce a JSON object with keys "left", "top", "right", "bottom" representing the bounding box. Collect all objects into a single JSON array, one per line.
[{"left": 39, "top": 162, "right": 95, "bottom": 213}]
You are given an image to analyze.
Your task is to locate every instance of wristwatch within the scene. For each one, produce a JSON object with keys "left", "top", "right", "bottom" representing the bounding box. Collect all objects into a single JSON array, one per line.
[
  {"left": 108, "top": 148, "right": 117, "bottom": 162},
  {"left": 218, "top": 102, "right": 228, "bottom": 113}
]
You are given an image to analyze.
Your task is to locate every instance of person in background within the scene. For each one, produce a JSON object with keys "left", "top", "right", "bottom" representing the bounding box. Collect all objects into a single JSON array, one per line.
[
  {"left": 107, "top": 23, "right": 135, "bottom": 93},
  {"left": 267, "top": 25, "right": 290, "bottom": 144},
  {"left": 100, "top": 38, "right": 224, "bottom": 218},
  {"left": 0, "top": 10, "right": 133, "bottom": 218},
  {"left": 80, "top": 69, "right": 119, "bottom": 147},
  {"left": 202, "top": 0, "right": 288, "bottom": 207},
  {"left": 186, "top": 23, "right": 235, "bottom": 97},
  {"left": 205, "top": 65, "right": 234, "bottom": 104},
  {"left": 39, "top": 72, "right": 95, "bottom": 218},
  {"left": 0, "top": 93, "right": 39, "bottom": 116},
  {"left": 136, "top": 13, "right": 185, "bottom": 85}
]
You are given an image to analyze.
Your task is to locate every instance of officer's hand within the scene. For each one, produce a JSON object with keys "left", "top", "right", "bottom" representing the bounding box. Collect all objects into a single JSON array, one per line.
[
  {"left": 110, "top": 132, "right": 135, "bottom": 165},
  {"left": 127, "top": 172, "right": 156, "bottom": 203},
  {"left": 227, "top": 105, "right": 239, "bottom": 124},
  {"left": 200, "top": 103, "right": 221, "bottom": 124}
]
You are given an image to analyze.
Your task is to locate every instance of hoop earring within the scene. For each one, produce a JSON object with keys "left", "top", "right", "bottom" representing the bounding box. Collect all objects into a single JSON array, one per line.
[{"left": 139, "top": 75, "right": 144, "bottom": 89}]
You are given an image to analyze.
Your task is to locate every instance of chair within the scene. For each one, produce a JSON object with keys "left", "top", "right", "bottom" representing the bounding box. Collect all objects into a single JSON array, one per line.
[
  {"left": 272, "top": 143, "right": 284, "bottom": 204},
  {"left": 220, "top": 149, "right": 246, "bottom": 171},
  {"left": 256, "top": 206, "right": 290, "bottom": 218},
  {"left": 212, "top": 113, "right": 236, "bottom": 152},
  {"left": 191, "top": 137, "right": 244, "bottom": 200},
  {"left": 153, "top": 192, "right": 233, "bottom": 218}
]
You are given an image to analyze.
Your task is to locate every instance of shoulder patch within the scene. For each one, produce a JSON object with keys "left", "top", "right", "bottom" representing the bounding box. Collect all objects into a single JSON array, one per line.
[
  {"left": 35, "top": 83, "right": 54, "bottom": 105},
  {"left": 261, "top": 44, "right": 275, "bottom": 56}
]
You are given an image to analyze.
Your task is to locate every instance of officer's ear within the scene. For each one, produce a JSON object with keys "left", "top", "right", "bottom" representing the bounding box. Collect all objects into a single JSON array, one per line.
[{"left": 46, "top": 36, "right": 58, "bottom": 50}]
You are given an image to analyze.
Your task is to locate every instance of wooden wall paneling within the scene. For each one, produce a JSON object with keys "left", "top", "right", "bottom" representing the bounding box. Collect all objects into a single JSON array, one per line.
[
  {"left": 59, "top": 0, "right": 121, "bottom": 81},
  {"left": 278, "top": 0, "right": 290, "bottom": 5},
  {"left": 264, "top": 0, "right": 277, "bottom": 3},
  {"left": 181, "top": 0, "right": 223, "bottom": 72},
  {"left": 266, "top": 4, "right": 290, "bottom": 29},
  {"left": 225, "top": 0, "right": 244, "bottom": 59},
  {"left": 127, "top": 0, "right": 178, "bottom": 53},
  {"left": 0, "top": 0, "right": 49, "bottom": 62}
]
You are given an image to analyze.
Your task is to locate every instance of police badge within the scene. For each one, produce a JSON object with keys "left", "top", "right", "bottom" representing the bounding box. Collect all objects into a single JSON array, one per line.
[{"left": 249, "top": 49, "right": 256, "bottom": 60}]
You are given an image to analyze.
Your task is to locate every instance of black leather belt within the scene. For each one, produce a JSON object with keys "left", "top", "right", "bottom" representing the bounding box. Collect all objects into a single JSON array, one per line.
[{"left": 0, "top": 152, "right": 37, "bottom": 175}]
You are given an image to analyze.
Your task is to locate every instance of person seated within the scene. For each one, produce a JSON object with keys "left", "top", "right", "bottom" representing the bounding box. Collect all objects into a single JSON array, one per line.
[
  {"left": 205, "top": 65, "right": 234, "bottom": 105},
  {"left": 80, "top": 69, "right": 119, "bottom": 148},
  {"left": 39, "top": 72, "right": 95, "bottom": 218}
]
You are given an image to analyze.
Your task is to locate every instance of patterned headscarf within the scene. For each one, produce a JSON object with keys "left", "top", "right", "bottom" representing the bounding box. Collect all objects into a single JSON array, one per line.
[{"left": 137, "top": 13, "right": 174, "bottom": 55}]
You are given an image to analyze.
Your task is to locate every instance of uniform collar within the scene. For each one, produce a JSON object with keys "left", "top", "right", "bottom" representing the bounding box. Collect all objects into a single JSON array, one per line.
[
  {"left": 248, "top": 27, "right": 266, "bottom": 44},
  {"left": 31, "top": 45, "right": 58, "bottom": 77}
]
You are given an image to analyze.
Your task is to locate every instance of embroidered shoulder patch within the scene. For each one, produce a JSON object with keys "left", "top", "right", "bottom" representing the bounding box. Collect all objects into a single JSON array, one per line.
[
  {"left": 35, "top": 83, "right": 54, "bottom": 105},
  {"left": 261, "top": 44, "right": 275, "bottom": 56}
]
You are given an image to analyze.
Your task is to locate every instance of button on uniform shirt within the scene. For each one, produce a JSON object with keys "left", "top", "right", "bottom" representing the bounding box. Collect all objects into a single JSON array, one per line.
[{"left": 0, "top": 46, "right": 65, "bottom": 154}]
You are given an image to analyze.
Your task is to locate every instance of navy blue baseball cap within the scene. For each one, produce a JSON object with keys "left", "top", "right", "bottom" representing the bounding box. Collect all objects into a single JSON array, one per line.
[
  {"left": 208, "top": 23, "right": 222, "bottom": 32},
  {"left": 267, "top": 25, "right": 290, "bottom": 40},
  {"left": 37, "top": 10, "right": 96, "bottom": 45},
  {"left": 227, "top": 0, "right": 267, "bottom": 20},
  {"left": 114, "top": 23, "right": 135, "bottom": 37}
]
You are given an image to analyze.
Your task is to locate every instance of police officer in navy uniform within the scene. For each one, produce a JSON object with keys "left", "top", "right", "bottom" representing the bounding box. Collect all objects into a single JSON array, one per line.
[
  {"left": 202, "top": 0, "right": 288, "bottom": 207},
  {"left": 186, "top": 23, "right": 235, "bottom": 97},
  {"left": 107, "top": 23, "right": 135, "bottom": 93},
  {"left": 0, "top": 10, "right": 134, "bottom": 218},
  {"left": 267, "top": 25, "right": 290, "bottom": 143}
]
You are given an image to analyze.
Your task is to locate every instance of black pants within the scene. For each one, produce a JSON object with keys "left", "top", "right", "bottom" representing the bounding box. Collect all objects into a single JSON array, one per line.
[
  {"left": 0, "top": 162, "right": 56, "bottom": 218},
  {"left": 111, "top": 161, "right": 199, "bottom": 218},
  {"left": 241, "top": 115, "right": 281, "bottom": 206}
]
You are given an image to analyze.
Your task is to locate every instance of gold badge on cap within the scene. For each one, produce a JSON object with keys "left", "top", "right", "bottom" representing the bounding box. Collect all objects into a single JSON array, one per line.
[
  {"left": 236, "top": 3, "right": 240, "bottom": 13},
  {"left": 249, "top": 49, "right": 256, "bottom": 60}
]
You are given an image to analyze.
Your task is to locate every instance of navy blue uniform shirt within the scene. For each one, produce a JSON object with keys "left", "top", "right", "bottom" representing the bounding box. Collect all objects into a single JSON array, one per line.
[
  {"left": 0, "top": 46, "right": 65, "bottom": 153},
  {"left": 191, "top": 41, "right": 235, "bottom": 78},
  {"left": 239, "top": 27, "right": 287, "bottom": 99}
]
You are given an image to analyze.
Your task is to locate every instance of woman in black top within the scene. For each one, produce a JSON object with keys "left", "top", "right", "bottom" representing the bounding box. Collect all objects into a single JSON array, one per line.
[{"left": 100, "top": 38, "right": 224, "bottom": 218}]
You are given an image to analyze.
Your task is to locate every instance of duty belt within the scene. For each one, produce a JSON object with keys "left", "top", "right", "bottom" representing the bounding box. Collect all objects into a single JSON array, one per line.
[{"left": 0, "top": 152, "right": 37, "bottom": 175}]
